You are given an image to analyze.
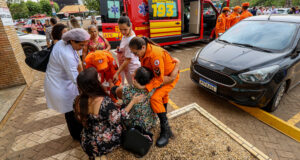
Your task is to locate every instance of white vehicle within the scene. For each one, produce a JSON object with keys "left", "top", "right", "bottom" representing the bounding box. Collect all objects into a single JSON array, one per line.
[
  {"left": 95, "top": 16, "right": 102, "bottom": 30},
  {"left": 17, "top": 31, "right": 47, "bottom": 57},
  {"left": 278, "top": 8, "right": 290, "bottom": 14}
]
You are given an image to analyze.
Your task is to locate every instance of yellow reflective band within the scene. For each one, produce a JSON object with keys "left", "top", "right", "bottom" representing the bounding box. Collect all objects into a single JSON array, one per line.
[
  {"left": 150, "top": 27, "right": 181, "bottom": 33},
  {"left": 151, "top": 31, "right": 181, "bottom": 38},
  {"left": 103, "top": 33, "right": 122, "bottom": 39},
  {"left": 150, "top": 21, "right": 181, "bottom": 28},
  {"left": 135, "top": 26, "right": 150, "bottom": 31}
]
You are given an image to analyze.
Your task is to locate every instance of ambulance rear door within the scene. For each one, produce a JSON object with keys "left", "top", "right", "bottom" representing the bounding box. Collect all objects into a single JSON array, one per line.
[
  {"left": 148, "top": 0, "right": 182, "bottom": 44},
  {"left": 100, "top": 0, "right": 124, "bottom": 48},
  {"left": 126, "top": 0, "right": 150, "bottom": 38}
]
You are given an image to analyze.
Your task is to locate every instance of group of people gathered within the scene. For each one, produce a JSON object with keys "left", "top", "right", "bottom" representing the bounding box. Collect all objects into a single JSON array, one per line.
[
  {"left": 215, "top": 2, "right": 253, "bottom": 38},
  {"left": 43, "top": 14, "right": 180, "bottom": 159}
]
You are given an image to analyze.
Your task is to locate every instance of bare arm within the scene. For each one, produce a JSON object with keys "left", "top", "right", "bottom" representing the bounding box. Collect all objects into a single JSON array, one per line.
[
  {"left": 113, "top": 58, "right": 131, "bottom": 83},
  {"left": 103, "top": 37, "right": 111, "bottom": 51},
  {"left": 124, "top": 94, "right": 145, "bottom": 113},
  {"left": 82, "top": 45, "right": 88, "bottom": 68}
]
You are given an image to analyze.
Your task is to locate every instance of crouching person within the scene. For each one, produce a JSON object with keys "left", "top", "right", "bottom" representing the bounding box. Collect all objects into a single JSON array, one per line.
[
  {"left": 84, "top": 50, "right": 122, "bottom": 101},
  {"left": 112, "top": 57, "right": 180, "bottom": 132},
  {"left": 73, "top": 67, "right": 144, "bottom": 160}
]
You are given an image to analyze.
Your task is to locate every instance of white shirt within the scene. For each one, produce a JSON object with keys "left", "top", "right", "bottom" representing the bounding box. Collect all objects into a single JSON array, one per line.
[
  {"left": 119, "top": 32, "right": 141, "bottom": 70},
  {"left": 44, "top": 40, "right": 79, "bottom": 113}
]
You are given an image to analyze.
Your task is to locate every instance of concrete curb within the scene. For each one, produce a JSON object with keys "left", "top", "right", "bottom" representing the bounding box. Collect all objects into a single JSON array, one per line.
[{"left": 167, "top": 103, "right": 271, "bottom": 160}]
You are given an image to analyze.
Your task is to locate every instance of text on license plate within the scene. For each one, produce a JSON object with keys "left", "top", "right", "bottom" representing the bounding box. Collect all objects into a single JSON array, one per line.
[{"left": 199, "top": 78, "right": 217, "bottom": 92}]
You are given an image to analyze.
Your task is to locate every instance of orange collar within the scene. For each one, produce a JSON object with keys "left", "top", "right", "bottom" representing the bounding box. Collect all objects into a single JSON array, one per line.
[{"left": 143, "top": 43, "right": 152, "bottom": 59}]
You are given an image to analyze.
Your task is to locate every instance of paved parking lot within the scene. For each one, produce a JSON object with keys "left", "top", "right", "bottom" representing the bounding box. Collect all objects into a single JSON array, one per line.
[
  {"left": 0, "top": 41, "right": 300, "bottom": 160},
  {"left": 165, "top": 41, "right": 300, "bottom": 160}
]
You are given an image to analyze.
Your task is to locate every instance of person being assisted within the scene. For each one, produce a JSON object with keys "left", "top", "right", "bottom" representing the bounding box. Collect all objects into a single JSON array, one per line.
[
  {"left": 128, "top": 36, "right": 180, "bottom": 147},
  {"left": 111, "top": 62, "right": 180, "bottom": 132},
  {"left": 84, "top": 50, "right": 121, "bottom": 101}
]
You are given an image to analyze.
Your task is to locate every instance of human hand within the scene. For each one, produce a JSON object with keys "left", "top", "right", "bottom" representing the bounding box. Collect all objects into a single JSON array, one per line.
[
  {"left": 132, "top": 93, "right": 145, "bottom": 104},
  {"left": 172, "top": 57, "right": 181, "bottom": 66},
  {"left": 113, "top": 73, "right": 119, "bottom": 84}
]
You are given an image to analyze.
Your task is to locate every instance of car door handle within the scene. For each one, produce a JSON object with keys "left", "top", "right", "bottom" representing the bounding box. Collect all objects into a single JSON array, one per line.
[
  {"left": 105, "top": 27, "right": 113, "bottom": 30},
  {"left": 175, "top": 22, "right": 180, "bottom": 25},
  {"left": 142, "top": 22, "right": 149, "bottom": 25}
]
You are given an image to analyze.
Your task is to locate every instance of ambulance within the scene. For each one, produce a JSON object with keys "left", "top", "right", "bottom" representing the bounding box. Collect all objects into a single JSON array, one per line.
[{"left": 99, "top": 0, "right": 230, "bottom": 47}]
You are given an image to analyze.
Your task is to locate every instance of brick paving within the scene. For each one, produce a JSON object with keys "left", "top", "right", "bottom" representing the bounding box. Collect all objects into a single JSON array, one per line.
[{"left": 0, "top": 74, "right": 89, "bottom": 160}]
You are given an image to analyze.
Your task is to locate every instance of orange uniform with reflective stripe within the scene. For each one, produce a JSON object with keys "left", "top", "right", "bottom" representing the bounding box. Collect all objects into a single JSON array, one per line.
[
  {"left": 140, "top": 44, "right": 179, "bottom": 113},
  {"left": 226, "top": 12, "right": 240, "bottom": 29},
  {"left": 240, "top": 10, "right": 253, "bottom": 20},
  {"left": 85, "top": 50, "right": 121, "bottom": 86},
  {"left": 215, "top": 13, "right": 227, "bottom": 38}
]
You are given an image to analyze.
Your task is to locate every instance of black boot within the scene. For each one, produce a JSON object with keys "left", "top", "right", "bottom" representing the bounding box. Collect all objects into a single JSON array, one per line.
[
  {"left": 156, "top": 112, "right": 173, "bottom": 147},
  {"left": 163, "top": 103, "right": 168, "bottom": 110}
]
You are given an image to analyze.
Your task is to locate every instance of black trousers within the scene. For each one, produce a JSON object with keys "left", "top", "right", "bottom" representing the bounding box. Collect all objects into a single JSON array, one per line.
[{"left": 65, "top": 111, "right": 83, "bottom": 141}]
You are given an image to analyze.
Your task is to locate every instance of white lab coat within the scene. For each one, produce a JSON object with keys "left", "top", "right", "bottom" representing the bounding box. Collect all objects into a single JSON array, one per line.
[{"left": 44, "top": 40, "right": 79, "bottom": 113}]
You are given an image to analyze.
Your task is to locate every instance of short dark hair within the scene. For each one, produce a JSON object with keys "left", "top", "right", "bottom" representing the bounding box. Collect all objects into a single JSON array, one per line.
[
  {"left": 118, "top": 15, "right": 131, "bottom": 27},
  {"left": 134, "top": 67, "right": 154, "bottom": 85},
  {"left": 31, "top": 19, "right": 36, "bottom": 24},
  {"left": 51, "top": 23, "right": 67, "bottom": 40},
  {"left": 50, "top": 17, "right": 57, "bottom": 25},
  {"left": 243, "top": 6, "right": 249, "bottom": 10}
]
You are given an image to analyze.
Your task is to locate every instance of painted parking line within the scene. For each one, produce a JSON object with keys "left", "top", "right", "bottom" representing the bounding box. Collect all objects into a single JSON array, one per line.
[
  {"left": 180, "top": 68, "right": 190, "bottom": 73},
  {"left": 168, "top": 68, "right": 190, "bottom": 110},
  {"left": 179, "top": 67, "right": 300, "bottom": 141},
  {"left": 232, "top": 102, "right": 300, "bottom": 142},
  {"left": 287, "top": 112, "right": 300, "bottom": 126},
  {"left": 168, "top": 99, "right": 180, "bottom": 110}
]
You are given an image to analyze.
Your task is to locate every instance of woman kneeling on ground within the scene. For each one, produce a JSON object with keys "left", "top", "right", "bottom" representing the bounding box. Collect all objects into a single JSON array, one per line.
[
  {"left": 112, "top": 61, "right": 180, "bottom": 132},
  {"left": 73, "top": 67, "right": 144, "bottom": 160}
]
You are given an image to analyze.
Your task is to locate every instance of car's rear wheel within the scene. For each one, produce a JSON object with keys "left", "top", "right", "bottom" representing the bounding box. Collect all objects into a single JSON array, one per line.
[
  {"left": 263, "top": 81, "right": 286, "bottom": 112},
  {"left": 22, "top": 45, "right": 38, "bottom": 57}
]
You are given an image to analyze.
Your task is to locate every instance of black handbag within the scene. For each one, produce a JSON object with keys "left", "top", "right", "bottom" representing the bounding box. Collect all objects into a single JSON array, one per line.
[
  {"left": 25, "top": 45, "right": 53, "bottom": 72},
  {"left": 122, "top": 125, "right": 153, "bottom": 157}
]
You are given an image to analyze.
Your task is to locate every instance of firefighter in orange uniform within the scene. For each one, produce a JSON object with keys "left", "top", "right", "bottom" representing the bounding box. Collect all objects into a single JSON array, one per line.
[
  {"left": 215, "top": 7, "right": 231, "bottom": 38},
  {"left": 227, "top": 6, "right": 242, "bottom": 29},
  {"left": 240, "top": 2, "right": 253, "bottom": 20},
  {"left": 84, "top": 50, "right": 122, "bottom": 101},
  {"left": 129, "top": 36, "right": 179, "bottom": 147}
]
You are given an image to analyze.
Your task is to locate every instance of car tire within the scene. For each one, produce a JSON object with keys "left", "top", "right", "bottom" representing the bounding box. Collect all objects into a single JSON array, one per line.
[
  {"left": 263, "top": 81, "right": 286, "bottom": 112},
  {"left": 22, "top": 45, "right": 38, "bottom": 57}
]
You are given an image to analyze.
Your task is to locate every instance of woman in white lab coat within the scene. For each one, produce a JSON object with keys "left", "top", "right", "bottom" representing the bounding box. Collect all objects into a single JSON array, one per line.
[{"left": 44, "top": 28, "right": 90, "bottom": 140}]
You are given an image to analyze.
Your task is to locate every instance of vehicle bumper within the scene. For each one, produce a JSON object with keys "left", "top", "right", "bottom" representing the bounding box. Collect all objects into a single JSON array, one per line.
[{"left": 190, "top": 62, "right": 276, "bottom": 108}]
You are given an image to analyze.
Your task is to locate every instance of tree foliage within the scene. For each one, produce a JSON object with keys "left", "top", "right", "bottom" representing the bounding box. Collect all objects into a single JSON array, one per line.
[
  {"left": 8, "top": 0, "right": 60, "bottom": 19},
  {"left": 9, "top": 1, "right": 29, "bottom": 19},
  {"left": 83, "top": 0, "right": 100, "bottom": 13},
  {"left": 26, "top": 0, "right": 42, "bottom": 16}
]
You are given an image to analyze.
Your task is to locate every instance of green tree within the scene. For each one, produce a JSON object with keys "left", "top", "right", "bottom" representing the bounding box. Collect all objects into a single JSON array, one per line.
[
  {"left": 26, "top": 0, "right": 42, "bottom": 16},
  {"left": 39, "top": 0, "right": 54, "bottom": 15},
  {"left": 83, "top": 0, "right": 100, "bottom": 13},
  {"left": 54, "top": 2, "right": 60, "bottom": 13},
  {"left": 9, "top": 1, "right": 29, "bottom": 19}
]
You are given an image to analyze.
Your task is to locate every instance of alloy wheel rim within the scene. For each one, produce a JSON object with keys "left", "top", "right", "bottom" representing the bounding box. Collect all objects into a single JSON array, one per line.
[{"left": 274, "top": 84, "right": 285, "bottom": 108}]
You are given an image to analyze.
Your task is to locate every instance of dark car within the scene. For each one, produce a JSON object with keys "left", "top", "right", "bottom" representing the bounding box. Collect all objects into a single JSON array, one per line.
[{"left": 190, "top": 15, "right": 300, "bottom": 112}]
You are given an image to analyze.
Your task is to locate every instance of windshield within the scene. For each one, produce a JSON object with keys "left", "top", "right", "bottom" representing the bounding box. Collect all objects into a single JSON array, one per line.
[
  {"left": 219, "top": 21, "right": 297, "bottom": 52},
  {"left": 16, "top": 31, "right": 26, "bottom": 36}
]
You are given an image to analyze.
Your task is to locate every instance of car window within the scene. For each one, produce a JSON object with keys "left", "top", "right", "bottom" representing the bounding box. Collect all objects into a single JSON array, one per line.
[
  {"left": 219, "top": 21, "right": 297, "bottom": 52},
  {"left": 203, "top": 3, "right": 216, "bottom": 16}
]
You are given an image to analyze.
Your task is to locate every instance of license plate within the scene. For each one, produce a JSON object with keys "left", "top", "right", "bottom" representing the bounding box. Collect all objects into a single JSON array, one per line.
[{"left": 199, "top": 78, "right": 217, "bottom": 92}]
